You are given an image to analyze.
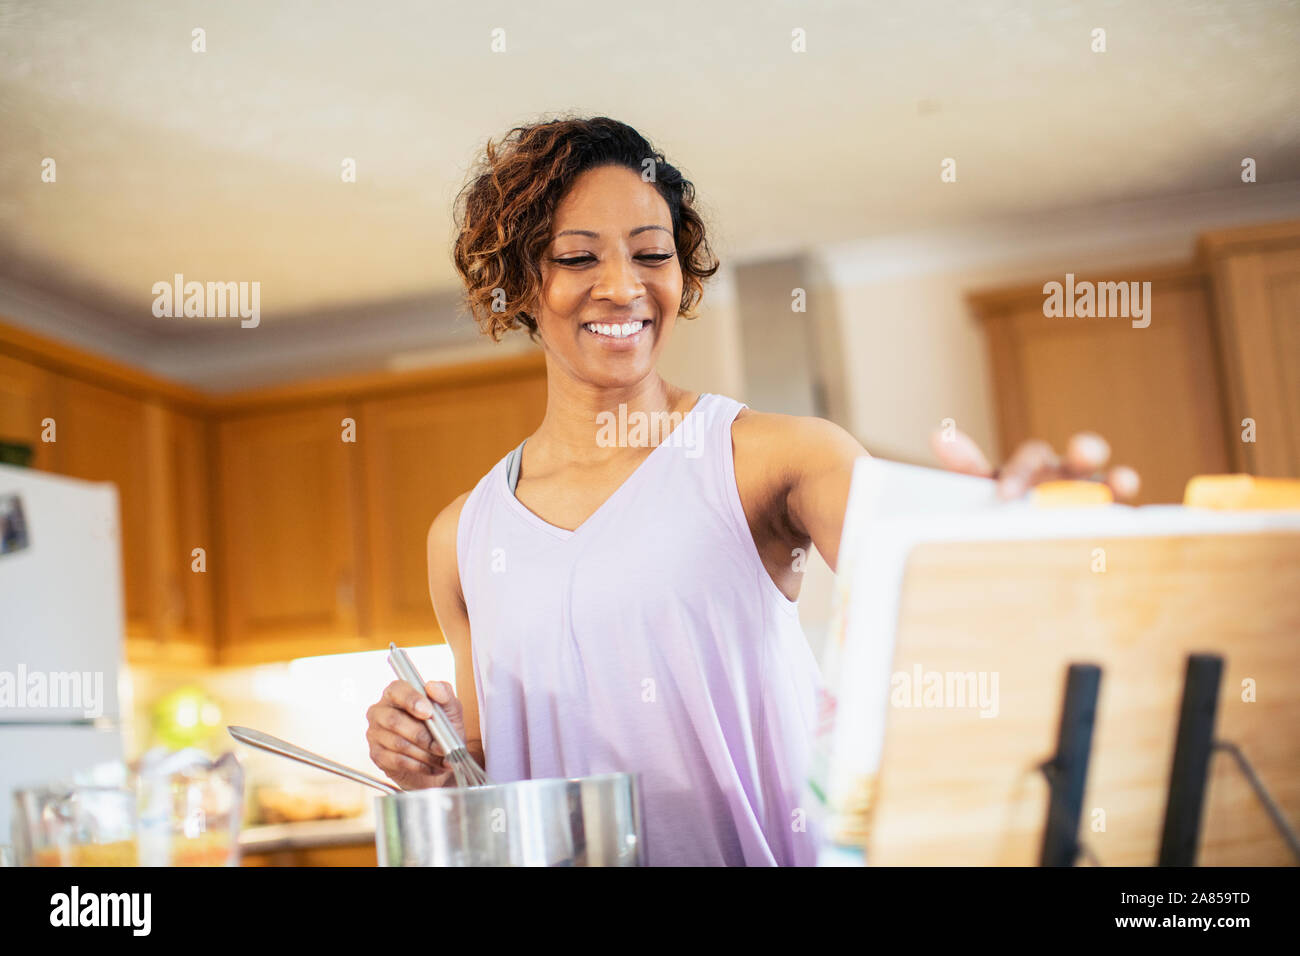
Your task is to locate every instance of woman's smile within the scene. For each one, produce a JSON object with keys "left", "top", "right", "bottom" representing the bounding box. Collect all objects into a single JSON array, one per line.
[{"left": 581, "top": 317, "right": 652, "bottom": 348}]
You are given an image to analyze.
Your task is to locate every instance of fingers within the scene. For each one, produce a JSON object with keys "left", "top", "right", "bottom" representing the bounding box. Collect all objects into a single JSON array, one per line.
[
  {"left": 366, "top": 697, "right": 448, "bottom": 789},
  {"left": 368, "top": 726, "right": 442, "bottom": 771},
  {"left": 1064, "top": 433, "right": 1139, "bottom": 501},
  {"left": 368, "top": 689, "right": 441, "bottom": 755},
  {"left": 425, "top": 681, "right": 468, "bottom": 744},
  {"left": 382, "top": 678, "right": 434, "bottom": 720},
  {"left": 1063, "top": 432, "right": 1111, "bottom": 476},
  {"left": 996, "top": 435, "right": 1139, "bottom": 502},
  {"left": 996, "top": 439, "right": 1060, "bottom": 500},
  {"left": 930, "top": 428, "right": 995, "bottom": 478},
  {"left": 425, "top": 680, "right": 457, "bottom": 709},
  {"left": 369, "top": 746, "right": 450, "bottom": 790},
  {"left": 367, "top": 680, "right": 467, "bottom": 789},
  {"left": 1105, "top": 464, "right": 1141, "bottom": 503}
]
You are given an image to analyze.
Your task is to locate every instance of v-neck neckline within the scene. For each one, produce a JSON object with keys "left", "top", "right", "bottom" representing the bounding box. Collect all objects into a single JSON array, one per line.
[{"left": 500, "top": 392, "right": 711, "bottom": 540}]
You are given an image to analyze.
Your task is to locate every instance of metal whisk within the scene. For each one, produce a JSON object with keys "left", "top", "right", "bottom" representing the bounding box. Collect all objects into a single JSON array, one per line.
[{"left": 387, "top": 642, "right": 491, "bottom": 788}]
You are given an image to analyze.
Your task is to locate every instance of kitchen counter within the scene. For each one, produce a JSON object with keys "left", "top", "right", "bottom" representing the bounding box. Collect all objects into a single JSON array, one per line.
[{"left": 239, "top": 817, "right": 375, "bottom": 854}]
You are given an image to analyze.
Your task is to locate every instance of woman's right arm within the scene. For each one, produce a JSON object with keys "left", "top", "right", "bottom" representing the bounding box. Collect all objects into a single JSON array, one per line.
[{"left": 364, "top": 491, "right": 483, "bottom": 789}]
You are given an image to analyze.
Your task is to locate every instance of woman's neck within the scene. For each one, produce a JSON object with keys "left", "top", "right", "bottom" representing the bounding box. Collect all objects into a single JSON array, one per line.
[{"left": 531, "top": 372, "right": 693, "bottom": 467}]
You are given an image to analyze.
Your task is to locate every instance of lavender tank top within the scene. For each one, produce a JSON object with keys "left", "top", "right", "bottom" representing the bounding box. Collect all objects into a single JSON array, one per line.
[{"left": 455, "top": 392, "right": 824, "bottom": 865}]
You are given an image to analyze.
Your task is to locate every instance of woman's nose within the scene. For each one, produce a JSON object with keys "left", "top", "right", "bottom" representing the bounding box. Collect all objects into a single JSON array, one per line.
[{"left": 591, "top": 256, "right": 645, "bottom": 304}]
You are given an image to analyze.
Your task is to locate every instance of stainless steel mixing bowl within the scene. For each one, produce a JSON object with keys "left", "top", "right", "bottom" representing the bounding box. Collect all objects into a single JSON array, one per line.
[
  {"left": 227, "top": 726, "right": 645, "bottom": 866},
  {"left": 374, "top": 772, "right": 644, "bottom": 866}
]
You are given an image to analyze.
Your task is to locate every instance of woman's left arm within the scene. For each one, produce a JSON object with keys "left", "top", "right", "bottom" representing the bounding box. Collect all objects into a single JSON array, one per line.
[{"left": 780, "top": 418, "right": 1141, "bottom": 574}]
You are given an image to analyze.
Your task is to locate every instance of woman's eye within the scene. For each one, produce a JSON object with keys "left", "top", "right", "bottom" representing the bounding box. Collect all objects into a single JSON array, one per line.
[{"left": 552, "top": 253, "right": 675, "bottom": 266}]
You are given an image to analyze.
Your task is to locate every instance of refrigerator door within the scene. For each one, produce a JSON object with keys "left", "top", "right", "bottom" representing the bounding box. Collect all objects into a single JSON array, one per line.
[
  {"left": 0, "top": 465, "right": 124, "bottom": 722},
  {"left": 0, "top": 724, "right": 125, "bottom": 844}
]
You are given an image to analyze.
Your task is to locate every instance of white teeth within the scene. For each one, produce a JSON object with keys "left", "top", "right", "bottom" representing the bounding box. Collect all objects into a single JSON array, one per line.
[{"left": 585, "top": 320, "right": 645, "bottom": 339}]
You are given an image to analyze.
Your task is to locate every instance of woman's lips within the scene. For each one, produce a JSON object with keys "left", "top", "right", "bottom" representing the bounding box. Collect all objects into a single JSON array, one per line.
[{"left": 582, "top": 318, "right": 651, "bottom": 348}]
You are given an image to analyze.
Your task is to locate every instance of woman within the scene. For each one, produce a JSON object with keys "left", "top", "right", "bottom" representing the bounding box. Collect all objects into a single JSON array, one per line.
[{"left": 364, "top": 116, "right": 1138, "bottom": 866}]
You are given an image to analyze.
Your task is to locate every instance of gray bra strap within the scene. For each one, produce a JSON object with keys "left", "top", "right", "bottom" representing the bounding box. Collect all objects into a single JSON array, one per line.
[{"left": 505, "top": 439, "right": 527, "bottom": 495}]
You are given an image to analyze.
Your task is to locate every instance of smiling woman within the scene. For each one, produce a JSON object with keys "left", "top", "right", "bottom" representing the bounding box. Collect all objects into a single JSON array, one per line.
[
  {"left": 450, "top": 116, "right": 718, "bottom": 343},
  {"left": 363, "top": 115, "right": 1139, "bottom": 867}
]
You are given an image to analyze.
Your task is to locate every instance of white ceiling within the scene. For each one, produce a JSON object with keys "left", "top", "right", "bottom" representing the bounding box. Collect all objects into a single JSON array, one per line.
[{"left": 0, "top": 0, "right": 1298, "bottom": 334}]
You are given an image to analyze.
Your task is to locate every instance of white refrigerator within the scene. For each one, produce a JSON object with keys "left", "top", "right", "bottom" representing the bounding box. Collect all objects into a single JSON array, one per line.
[{"left": 0, "top": 464, "right": 126, "bottom": 841}]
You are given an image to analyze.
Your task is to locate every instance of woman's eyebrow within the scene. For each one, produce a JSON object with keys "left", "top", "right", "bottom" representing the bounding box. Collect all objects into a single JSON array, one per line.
[{"left": 554, "top": 225, "right": 671, "bottom": 239}]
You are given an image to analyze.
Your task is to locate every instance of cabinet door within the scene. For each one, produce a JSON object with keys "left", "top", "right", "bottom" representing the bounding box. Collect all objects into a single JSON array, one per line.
[
  {"left": 1206, "top": 243, "right": 1300, "bottom": 477},
  {"left": 976, "top": 267, "right": 1230, "bottom": 504},
  {"left": 50, "top": 378, "right": 161, "bottom": 640},
  {"left": 217, "top": 404, "right": 364, "bottom": 661},
  {"left": 358, "top": 374, "right": 547, "bottom": 643},
  {"left": 159, "top": 410, "right": 216, "bottom": 659},
  {"left": 0, "top": 354, "right": 57, "bottom": 469}
]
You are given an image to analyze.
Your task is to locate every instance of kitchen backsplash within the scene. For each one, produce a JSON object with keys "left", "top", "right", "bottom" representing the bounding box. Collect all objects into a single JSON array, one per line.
[{"left": 123, "top": 644, "right": 457, "bottom": 823}]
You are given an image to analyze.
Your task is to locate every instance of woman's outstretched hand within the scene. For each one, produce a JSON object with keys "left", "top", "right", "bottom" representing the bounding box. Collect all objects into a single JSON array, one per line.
[{"left": 930, "top": 428, "right": 1141, "bottom": 502}]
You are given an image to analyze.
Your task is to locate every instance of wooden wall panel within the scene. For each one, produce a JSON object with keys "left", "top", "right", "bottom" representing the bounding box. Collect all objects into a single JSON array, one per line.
[
  {"left": 1202, "top": 229, "right": 1300, "bottom": 478},
  {"left": 972, "top": 266, "right": 1230, "bottom": 504}
]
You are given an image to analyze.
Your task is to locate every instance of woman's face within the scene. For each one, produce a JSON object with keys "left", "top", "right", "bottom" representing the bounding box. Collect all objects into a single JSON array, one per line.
[{"left": 534, "top": 164, "right": 683, "bottom": 388}]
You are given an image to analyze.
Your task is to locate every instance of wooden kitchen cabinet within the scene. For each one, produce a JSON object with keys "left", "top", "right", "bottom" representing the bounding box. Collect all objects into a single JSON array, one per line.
[
  {"left": 214, "top": 361, "right": 547, "bottom": 660},
  {"left": 1200, "top": 220, "right": 1300, "bottom": 478},
  {"left": 48, "top": 376, "right": 163, "bottom": 641},
  {"left": 0, "top": 353, "right": 57, "bottom": 470},
  {"left": 216, "top": 403, "right": 369, "bottom": 663},
  {"left": 152, "top": 409, "right": 217, "bottom": 662},
  {"left": 5, "top": 319, "right": 550, "bottom": 664},
  {"left": 971, "top": 263, "right": 1232, "bottom": 504},
  {"left": 358, "top": 372, "right": 547, "bottom": 644}
]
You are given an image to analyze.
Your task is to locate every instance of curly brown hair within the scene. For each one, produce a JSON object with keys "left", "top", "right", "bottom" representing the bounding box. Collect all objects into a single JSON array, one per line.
[{"left": 451, "top": 115, "right": 720, "bottom": 342}]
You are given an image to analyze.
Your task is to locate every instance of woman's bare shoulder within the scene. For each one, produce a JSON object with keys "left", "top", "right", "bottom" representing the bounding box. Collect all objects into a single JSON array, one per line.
[
  {"left": 428, "top": 490, "right": 471, "bottom": 550},
  {"left": 731, "top": 407, "right": 868, "bottom": 480},
  {"left": 427, "top": 490, "right": 472, "bottom": 607},
  {"left": 731, "top": 406, "right": 858, "bottom": 448}
]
